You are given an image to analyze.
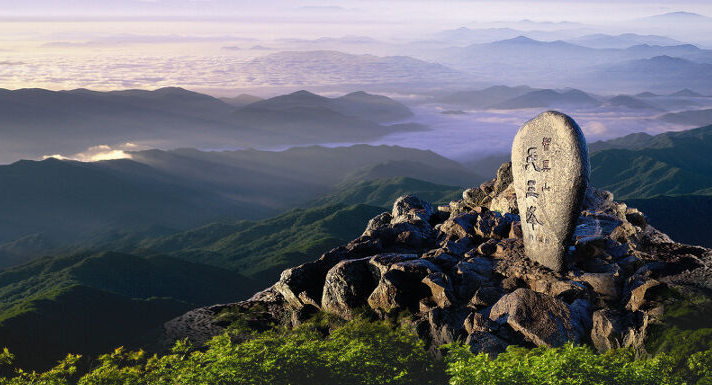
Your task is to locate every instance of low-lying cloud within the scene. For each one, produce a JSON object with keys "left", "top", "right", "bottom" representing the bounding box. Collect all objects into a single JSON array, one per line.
[{"left": 42, "top": 143, "right": 140, "bottom": 162}]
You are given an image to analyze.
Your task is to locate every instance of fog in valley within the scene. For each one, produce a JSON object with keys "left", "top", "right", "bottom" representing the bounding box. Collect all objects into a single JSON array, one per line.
[{"left": 2, "top": 0, "right": 712, "bottom": 167}]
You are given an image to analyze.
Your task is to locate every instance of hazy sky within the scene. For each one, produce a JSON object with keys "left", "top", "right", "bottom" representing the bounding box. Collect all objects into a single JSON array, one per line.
[{"left": 1, "top": 0, "right": 711, "bottom": 92}]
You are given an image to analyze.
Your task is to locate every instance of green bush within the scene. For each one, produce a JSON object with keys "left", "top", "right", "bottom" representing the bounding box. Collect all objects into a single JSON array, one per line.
[
  {"left": 0, "top": 317, "right": 435, "bottom": 385},
  {"left": 1, "top": 317, "right": 711, "bottom": 385}
]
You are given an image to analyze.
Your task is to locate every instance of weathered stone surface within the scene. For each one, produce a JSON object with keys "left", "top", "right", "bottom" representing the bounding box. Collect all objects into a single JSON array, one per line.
[
  {"left": 511, "top": 111, "right": 590, "bottom": 271},
  {"left": 474, "top": 211, "right": 512, "bottom": 239},
  {"left": 464, "top": 312, "right": 500, "bottom": 334},
  {"left": 321, "top": 258, "right": 379, "bottom": 319},
  {"left": 422, "top": 272, "right": 456, "bottom": 308},
  {"left": 591, "top": 309, "right": 625, "bottom": 352},
  {"left": 626, "top": 279, "right": 664, "bottom": 312},
  {"left": 440, "top": 212, "right": 477, "bottom": 241},
  {"left": 465, "top": 331, "right": 509, "bottom": 355},
  {"left": 489, "top": 288, "right": 585, "bottom": 347},
  {"left": 470, "top": 286, "right": 503, "bottom": 307},
  {"left": 489, "top": 184, "right": 518, "bottom": 215},
  {"left": 392, "top": 195, "right": 434, "bottom": 226}
]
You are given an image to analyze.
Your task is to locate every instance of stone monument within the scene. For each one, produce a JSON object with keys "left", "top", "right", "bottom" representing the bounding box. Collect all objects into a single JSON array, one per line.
[{"left": 511, "top": 111, "right": 590, "bottom": 271}]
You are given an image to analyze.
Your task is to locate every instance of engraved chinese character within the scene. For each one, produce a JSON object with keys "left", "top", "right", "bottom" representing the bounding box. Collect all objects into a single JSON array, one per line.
[
  {"left": 541, "top": 182, "right": 551, "bottom": 192},
  {"left": 525, "top": 147, "right": 540, "bottom": 171},
  {"left": 542, "top": 159, "right": 551, "bottom": 172},
  {"left": 526, "top": 205, "right": 543, "bottom": 231},
  {"left": 542, "top": 137, "right": 552, "bottom": 151},
  {"left": 526, "top": 180, "right": 539, "bottom": 198}
]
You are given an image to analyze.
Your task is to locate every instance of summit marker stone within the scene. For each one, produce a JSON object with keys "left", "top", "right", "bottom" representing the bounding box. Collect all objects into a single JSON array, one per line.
[{"left": 511, "top": 111, "right": 589, "bottom": 271}]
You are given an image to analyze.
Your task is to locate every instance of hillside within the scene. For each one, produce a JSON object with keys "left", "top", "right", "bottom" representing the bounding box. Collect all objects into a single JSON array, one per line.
[
  {"left": 0, "top": 251, "right": 255, "bottom": 369},
  {"left": 589, "top": 123, "right": 712, "bottom": 199},
  {"left": 0, "top": 176, "right": 463, "bottom": 368},
  {"left": 588, "top": 124, "right": 712, "bottom": 247},
  {"left": 0, "top": 145, "right": 476, "bottom": 268},
  {"left": 127, "top": 178, "right": 461, "bottom": 280}
]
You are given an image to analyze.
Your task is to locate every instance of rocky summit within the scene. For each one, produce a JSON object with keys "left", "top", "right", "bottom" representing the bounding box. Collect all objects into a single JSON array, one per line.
[{"left": 162, "top": 162, "right": 712, "bottom": 357}]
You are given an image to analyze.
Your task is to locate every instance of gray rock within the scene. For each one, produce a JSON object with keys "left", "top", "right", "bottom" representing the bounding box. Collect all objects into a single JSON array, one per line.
[
  {"left": 392, "top": 195, "right": 434, "bottom": 226},
  {"left": 464, "top": 312, "right": 500, "bottom": 334},
  {"left": 474, "top": 211, "right": 511, "bottom": 239},
  {"left": 493, "top": 162, "right": 513, "bottom": 196},
  {"left": 591, "top": 309, "right": 625, "bottom": 352},
  {"left": 489, "top": 288, "right": 584, "bottom": 347},
  {"left": 362, "top": 212, "right": 392, "bottom": 237},
  {"left": 463, "top": 188, "right": 488, "bottom": 208},
  {"left": 470, "top": 286, "right": 503, "bottom": 307},
  {"left": 511, "top": 111, "right": 590, "bottom": 272},
  {"left": 440, "top": 212, "right": 478, "bottom": 240},
  {"left": 422, "top": 272, "right": 456, "bottom": 308},
  {"left": 465, "top": 331, "right": 509, "bottom": 356},
  {"left": 321, "top": 258, "right": 379, "bottom": 320}
]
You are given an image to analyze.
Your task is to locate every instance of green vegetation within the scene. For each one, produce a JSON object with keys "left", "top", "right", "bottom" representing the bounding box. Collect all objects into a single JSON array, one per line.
[
  {"left": 140, "top": 203, "right": 387, "bottom": 279},
  {"left": 309, "top": 177, "right": 462, "bottom": 207},
  {"left": 134, "top": 177, "right": 461, "bottom": 279},
  {"left": 587, "top": 124, "right": 712, "bottom": 246},
  {"left": 0, "top": 315, "right": 710, "bottom": 385},
  {"left": 590, "top": 123, "right": 712, "bottom": 199},
  {"left": 445, "top": 343, "right": 710, "bottom": 385},
  {"left": 645, "top": 288, "right": 712, "bottom": 367},
  {"left": 0, "top": 251, "right": 255, "bottom": 370}
]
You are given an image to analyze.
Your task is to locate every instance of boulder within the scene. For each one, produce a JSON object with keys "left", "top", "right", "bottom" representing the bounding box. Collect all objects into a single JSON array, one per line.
[
  {"left": 362, "top": 212, "right": 392, "bottom": 237},
  {"left": 474, "top": 211, "right": 511, "bottom": 239},
  {"left": 439, "top": 212, "right": 478, "bottom": 240},
  {"left": 465, "top": 331, "right": 509, "bottom": 356},
  {"left": 368, "top": 268, "right": 431, "bottom": 313},
  {"left": 470, "top": 286, "right": 503, "bottom": 308},
  {"left": 422, "top": 272, "right": 456, "bottom": 308},
  {"left": 591, "top": 309, "right": 625, "bottom": 352},
  {"left": 392, "top": 195, "right": 434, "bottom": 226},
  {"left": 493, "top": 162, "right": 513, "bottom": 196},
  {"left": 626, "top": 279, "right": 664, "bottom": 312},
  {"left": 464, "top": 312, "right": 500, "bottom": 334},
  {"left": 462, "top": 187, "right": 488, "bottom": 208},
  {"left": 489, "top": 184, "right": 518, "bottom": 215},
  {"left": 489, "top": 288, "right": 584, "bottom": 347},
  {"left": 321, "top": 258, "right": 379, "bottom": 319}
]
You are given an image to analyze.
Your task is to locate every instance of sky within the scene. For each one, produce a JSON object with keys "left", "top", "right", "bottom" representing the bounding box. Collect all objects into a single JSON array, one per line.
[{"left": 1, "top": 0, "right": 712, "bottom": 91}]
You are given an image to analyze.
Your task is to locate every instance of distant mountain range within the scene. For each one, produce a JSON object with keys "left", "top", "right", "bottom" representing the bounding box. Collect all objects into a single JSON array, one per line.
[
  {"left": 246, "top": 90, "right": 413, "bottom": 122},
  {"left": 489, "top": 88, "right": 600, "bottom": 110},
  {"left": 568, "top": 33, "right": 683, "bottom": 49},
  {"left": 439, "top": 86, "right": 600, "bottom": 110},
  {"left": 590, "top": 123, "right": 712, "bottom": 198},
  {"left": 438, "top": 84, "right": 710, "bottom": 111},
  {"left": 0, "top": 87, "right": 420, "bottom": 163},
  {"left": 438, "top": 86, "right": 600, "bottom": 110},
  {"left": 428, "top": 35, "right": 712, "bottom": 92},
  {"left": 583, "top": 56, "right": 712, "bottom": 93}
]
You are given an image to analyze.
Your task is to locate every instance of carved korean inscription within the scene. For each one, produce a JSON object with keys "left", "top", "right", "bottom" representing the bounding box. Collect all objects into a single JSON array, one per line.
[{"left": 511, "top": 111, "right": 590, "bottom": 271}]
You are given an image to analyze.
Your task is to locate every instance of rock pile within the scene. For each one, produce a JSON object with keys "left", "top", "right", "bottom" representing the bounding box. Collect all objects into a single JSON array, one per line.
[{"left": 163, "top": 162, "right": 712, "bottom": 356}]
